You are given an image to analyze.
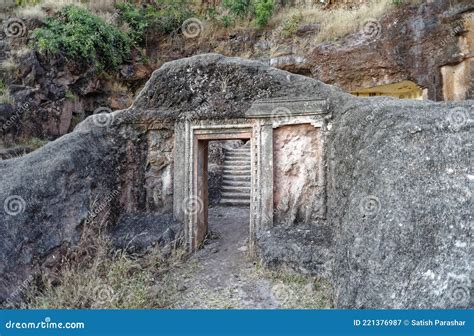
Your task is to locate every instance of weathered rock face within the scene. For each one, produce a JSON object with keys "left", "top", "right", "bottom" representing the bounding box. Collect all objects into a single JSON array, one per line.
[
  {"left": 0, "top": 54, "right": 471, "bottom": 309},
  {"left": 0, "top": 39, "right": 146, "bottom": 142},
  {"left": 273, "top": 124, "right": 323, "bottom": 225},
  {"left": 150, "top": 0, "right": 473, "bottom": 101},
  {"left": 327, "top": 98, "right": 472, "bottom": 308}
]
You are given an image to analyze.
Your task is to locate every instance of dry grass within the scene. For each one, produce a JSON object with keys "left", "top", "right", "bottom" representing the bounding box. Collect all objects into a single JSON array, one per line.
[
  {"left": 0, "top": 88, "right": 12, "bottom": 104},
  {"left": 22, "top": 217, "right": 186, "bottom": 309},
  {"left": 1, "top": 57, "right": 18, "bottom": 74},
  {"left": 201, "top": 0, "right": 423, "bottom": 48},
  {"left": 254, "top": 266, "right": 334, "bottom": 309},
  {"left": 16, "top": 5, "right": 48, "bottom": 19},
  {"left": 17, "top": 0, "right": 118, "bottom": 18},
  {"left": 16, "top": 137, "right": 49, "bottom": 149},
  {"left": 105, "top": 80, "right": 130, "bottom": 94},
  {"left": 15, "top": 46, "right": 33, "bottom": 57},
  {"left": 270, "top": 0, "right": 394, "bottom": 43}
]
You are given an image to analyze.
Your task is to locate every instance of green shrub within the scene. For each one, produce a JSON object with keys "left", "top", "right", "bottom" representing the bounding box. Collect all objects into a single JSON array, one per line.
[
  {"left": 0, "top": 80, "right": 6, "bottom": 95},
  {"left": 0, "top": 80, "right": 10, "bottom": 104},
  {"left": 222, "top": 0, "right": 252, "bottom": 17},
  {"left": 116, "top": 2, "right": 149, "bottom": 44},
  {"left": 117, "top": 0, "right": 194, "bottom": 42},
  {"left": 219, "top": 15, "right": 235, "bottom": 28},
  {"left": 32, "top": 5, "right": 131, "bottom": 71},
  {"left": 146, "top": 0, "right": 195, "bottom": 34},
  {"left": 254, "top": 0, "right": 273, "bottom": 27}
]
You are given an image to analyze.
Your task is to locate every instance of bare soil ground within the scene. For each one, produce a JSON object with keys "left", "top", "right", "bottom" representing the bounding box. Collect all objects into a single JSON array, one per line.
[{"left": 169, "top": 206, "right": 332, "bottom": 309}]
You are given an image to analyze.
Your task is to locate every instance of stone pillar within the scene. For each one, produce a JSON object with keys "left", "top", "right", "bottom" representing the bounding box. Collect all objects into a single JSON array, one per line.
[{"left": 250, "top": 120, "right": 274, "bottom": 248}]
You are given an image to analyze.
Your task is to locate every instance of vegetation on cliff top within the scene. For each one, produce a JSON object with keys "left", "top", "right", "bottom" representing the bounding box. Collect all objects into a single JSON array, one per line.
[
  {"left": 31, "top": 5, "right": 131, "bottom": 71},
  {"left": 20, "top": 0, "right": 424, "bottom": 71}
]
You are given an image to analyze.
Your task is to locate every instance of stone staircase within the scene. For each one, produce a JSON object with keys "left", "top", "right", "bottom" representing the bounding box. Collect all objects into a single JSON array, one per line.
[{"left": 220, "top": 143, "right": 251, "bottom": 207}]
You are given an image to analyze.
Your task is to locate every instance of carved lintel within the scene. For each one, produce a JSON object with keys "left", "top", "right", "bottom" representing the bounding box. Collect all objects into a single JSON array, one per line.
[{"left": 246, "top": 97, "right": 328, "bottom": 118}]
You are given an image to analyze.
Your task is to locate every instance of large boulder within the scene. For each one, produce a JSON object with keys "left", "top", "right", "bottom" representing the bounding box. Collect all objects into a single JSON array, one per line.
[{"left": 327, "top": 99, "right": 472, "bottom": 308}]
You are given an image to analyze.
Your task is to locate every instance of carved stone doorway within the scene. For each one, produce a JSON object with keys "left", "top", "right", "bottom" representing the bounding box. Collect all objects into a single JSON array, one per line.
[{"left": 174, "top": 98, "right": 328, "bottom": 253}]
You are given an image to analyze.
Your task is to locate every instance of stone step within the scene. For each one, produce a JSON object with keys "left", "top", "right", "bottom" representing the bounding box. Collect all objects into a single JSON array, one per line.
[
  {"left": 222, "top": 180, "right": 251, "bottom": 188},
  {"left": 222, "top": 185, "right": 251, "bottom": 192},
  {"left": 227, "top": 150, "right": 250, "bottom": 155},
  {"left": 227, "top": 149, "right": 250, "bottom": 154},
  {"left": 226, "top": 155, "right": 250, "bottom": 160},
  {"left": 223, "top": 175, "right": 251, "bottom": 182},
  {"left": 223, "top": 167, "right": 251, "bottom": 172},
  {"left": 221, "top": 144, "right": 251, "bottom": 206},
  {"left": 230, "top": 148, "right": 251, "bottom": 153},
  {"left": 224, "top": 168, "right": 250, "bottom": 173},
  {"left": 220, "top": 199, "right": 251, "bottom": 206},
  {"left": 225, "top": 154, "right": 250, "bottom": 161},
  {"left": 223, "top": 170, "right": 251, "bottom": 176},
  {"left": 221, "top": 192, "right": 250, "bottom": 200},
  {"left": 224, "top": 161, "right": 250, "bottom": 168}
]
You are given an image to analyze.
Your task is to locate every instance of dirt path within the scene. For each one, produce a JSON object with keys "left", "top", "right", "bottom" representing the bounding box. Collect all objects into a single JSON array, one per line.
[{"left": 171, "top": 206, "right": 280, "bottom": 309}]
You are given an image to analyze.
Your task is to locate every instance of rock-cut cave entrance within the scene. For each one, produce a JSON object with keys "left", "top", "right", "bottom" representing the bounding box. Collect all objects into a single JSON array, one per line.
[
  {"left": 199, "top": 138, "right": 252, "bottom": 253},
  {"left": 190, "top": 128, "right": 253, "bottom": 252}
]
